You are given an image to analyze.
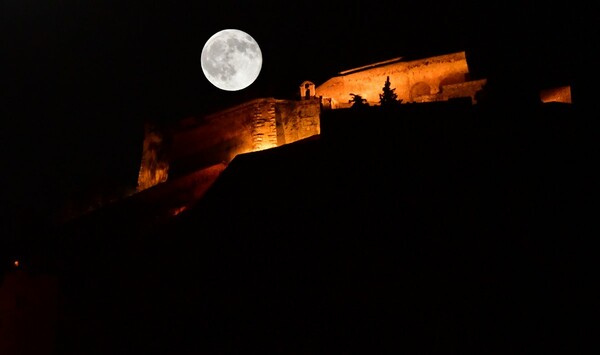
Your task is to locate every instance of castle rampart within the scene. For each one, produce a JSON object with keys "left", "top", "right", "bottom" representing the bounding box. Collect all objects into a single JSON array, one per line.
[{"left": 315, "top": 51, "right": 480, "bottom": 107}]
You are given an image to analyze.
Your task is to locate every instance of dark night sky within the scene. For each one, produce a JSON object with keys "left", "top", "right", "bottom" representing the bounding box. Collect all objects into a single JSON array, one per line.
[{"left": 1, "top": 1, "right": 588, "bottom": 228}]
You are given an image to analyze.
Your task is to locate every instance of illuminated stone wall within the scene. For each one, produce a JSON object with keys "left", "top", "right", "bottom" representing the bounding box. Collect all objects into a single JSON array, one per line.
[
  {"left": 438, "top": 79, "right": 488, "bottom": 104},
  {"left": 250, "top": 99, "right": 278, "bottom": 152},
  {"left": 315, "top": 51, "right": 481, "bottom": 107},
  {"left": 137, "top": 122, "right": 169, "bottom": 191},
  {"left": 136, "top": 51, "right": 486, "bottom": 191},
  {"left": 167, "top": 98, "right": 275, "bottom": 178},
  {"left": 136, "top": 97, "right": 321, "bottom": 190},
  {"left": 275, "top": 98, "right": 321, "bottom": 145},
  {"left": 539, "top": 86, "right": 572, "bottom": 104}
]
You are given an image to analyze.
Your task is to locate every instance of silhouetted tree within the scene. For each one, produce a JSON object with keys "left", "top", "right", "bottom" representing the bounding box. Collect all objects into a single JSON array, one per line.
[
  {"left": 349, "top": 93, "right": 369, "bottom": 109},
  {"left": 379, "top": 76, "right": 402, "bottom": 107}
]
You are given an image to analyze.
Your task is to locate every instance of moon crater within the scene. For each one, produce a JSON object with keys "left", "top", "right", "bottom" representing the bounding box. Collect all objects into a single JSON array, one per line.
[{"left": 201, "top": 29, "right": 262, "bottom": 91}]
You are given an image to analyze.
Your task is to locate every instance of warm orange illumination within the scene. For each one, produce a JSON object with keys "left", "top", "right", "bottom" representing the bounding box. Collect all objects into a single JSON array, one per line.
[
  {"left": 539, "top": 86, "right": 572, "bottom": 104},
  {"left": 170, "top": 206, "right": 187, "bottom": 216},
  {"left": 14, "top": 260, "right": 19, "bottom": 267},
  {"left": 315, "top": 51, "right": 479, "bottom": 107},
  {"left": 139, "top": 97, "right": 320, "bottom": 188},
  {"left": 138, "top": 51, "right": 491, "bottom": 195},
  {"left": 136, "top": 123, "right": 169, "bottom": 192}
]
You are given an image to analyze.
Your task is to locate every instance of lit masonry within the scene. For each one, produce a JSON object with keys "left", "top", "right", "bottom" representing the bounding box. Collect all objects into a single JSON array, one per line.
[
  {"left": 314, "top": 51, "right": 487, "bottom": 108},
  {"left": 137, "top": 50, "right": 571, "bottom": 192}
]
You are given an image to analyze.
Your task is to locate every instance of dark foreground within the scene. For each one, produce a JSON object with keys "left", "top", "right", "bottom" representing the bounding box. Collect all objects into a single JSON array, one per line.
[{"left": 2, "top": 102, "right": 596, "bottom": 354}]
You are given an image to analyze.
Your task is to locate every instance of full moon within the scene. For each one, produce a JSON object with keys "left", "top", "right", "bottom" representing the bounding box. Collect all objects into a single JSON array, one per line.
[{"left": 201, "top": 29, "right": 262, "bottom": 91}]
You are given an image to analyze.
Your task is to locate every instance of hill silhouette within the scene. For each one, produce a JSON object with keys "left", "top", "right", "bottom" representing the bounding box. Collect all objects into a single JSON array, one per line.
[{"left": 2, "top": 100, "right": 595, "bottom": 354}]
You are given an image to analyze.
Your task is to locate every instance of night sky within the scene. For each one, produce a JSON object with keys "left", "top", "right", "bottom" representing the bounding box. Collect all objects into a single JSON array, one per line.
[{"left": 1, "top": 1, "right": 587, "bottom": 230}]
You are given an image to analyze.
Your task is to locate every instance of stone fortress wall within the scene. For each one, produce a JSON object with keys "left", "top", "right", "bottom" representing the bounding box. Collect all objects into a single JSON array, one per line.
[
  {"left": 539, "top": 85, "right": 572, "bottom": 104},
  {"left": 137, "top": 51, "right": 482, "bottom": 192},
  {"left": 136, "top": 50, "right": 571, "bottom": 192},
  {"left": 315, "top": 51, "right": 487, "bottom": 108},
  {"left": 137, "top": 98, "right": 320, "bottom": 190}
]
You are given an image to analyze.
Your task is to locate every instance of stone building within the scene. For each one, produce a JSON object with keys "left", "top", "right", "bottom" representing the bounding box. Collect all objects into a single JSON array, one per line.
[{"left": 313, "top": 51, "right": 487, "bottom": 108}]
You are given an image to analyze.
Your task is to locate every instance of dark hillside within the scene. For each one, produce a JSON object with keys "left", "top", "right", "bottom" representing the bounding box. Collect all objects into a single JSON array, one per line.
[{"left": 3, "top": 101, "right": 595, "bottom": 354}]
